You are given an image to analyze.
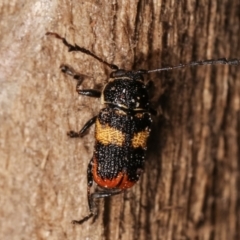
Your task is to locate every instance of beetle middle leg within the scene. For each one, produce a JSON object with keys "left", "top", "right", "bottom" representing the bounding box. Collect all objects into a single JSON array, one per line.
[{"left": 67, "top": 116, "right": 97, "bottom": 138}]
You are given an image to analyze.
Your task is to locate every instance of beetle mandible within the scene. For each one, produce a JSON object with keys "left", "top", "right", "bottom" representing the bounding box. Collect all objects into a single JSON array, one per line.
[{"left": 46, "top": 32, "right": 240, "bottom": 224}]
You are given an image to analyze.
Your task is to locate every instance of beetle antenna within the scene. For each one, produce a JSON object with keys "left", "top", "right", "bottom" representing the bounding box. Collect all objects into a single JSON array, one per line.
[
  {"left": 145, "top": 58, "right": 240, "bottom": 74},
  {"left": 46, "top": 32, "right": 119, "bottom": 70}
]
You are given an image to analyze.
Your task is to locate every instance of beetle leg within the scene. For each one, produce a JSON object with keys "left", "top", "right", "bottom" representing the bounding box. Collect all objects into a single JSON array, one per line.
[
  {"left": 60, "top": 64, "right": 101, "bottom": 98},
  {"left": 76, "top": 89, "right": 101, "bottom": 98},
  {"left": 72, "top": 158, "right": 123, "bottom": 224},
  {"left": 60, "top": 64, "right": 85, "bottom": 83},
  {"left": 72, "top": 158, "right": 95, "bottom": 224},
  {"left": 67, "top": 116, "right": 97, "bottom": 138},
  {"left": 72, "top": 189, "right": 123, "bottom": 225},
  {"left": 90, "top": 189, "right": 123, "bottom": 223},
  {"left": 91, "top": 189, "right": 123, "bottom": 199}
]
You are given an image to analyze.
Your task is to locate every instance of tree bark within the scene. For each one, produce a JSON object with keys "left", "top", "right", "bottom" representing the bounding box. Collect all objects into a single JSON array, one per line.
[{"left": 0, "top": 0, "right": 239, "bottom": 239}]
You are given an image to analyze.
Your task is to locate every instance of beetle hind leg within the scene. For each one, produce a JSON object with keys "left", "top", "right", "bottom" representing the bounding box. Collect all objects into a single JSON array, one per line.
[
  {"left": 72, "top": 189, "right": 123, "bottom": 225},
  {"left": 72, "top": 159, "right": 95, "bottom": 224},
  {"left": 72, "top": 159, "right": 123, "bottom": 225}
]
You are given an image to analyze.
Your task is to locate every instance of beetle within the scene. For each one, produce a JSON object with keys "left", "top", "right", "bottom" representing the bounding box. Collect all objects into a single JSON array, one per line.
[{"left": 46, "top": 32, "right": 240, "bottom": 224}]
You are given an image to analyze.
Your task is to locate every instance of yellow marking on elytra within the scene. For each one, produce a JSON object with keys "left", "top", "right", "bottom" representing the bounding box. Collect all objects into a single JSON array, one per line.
[
  {"left": 95, "top": 119, "right": 125, "bottom": 146},
  {"left": 132, "top": 130, "right": 150, "bottom": 149}
]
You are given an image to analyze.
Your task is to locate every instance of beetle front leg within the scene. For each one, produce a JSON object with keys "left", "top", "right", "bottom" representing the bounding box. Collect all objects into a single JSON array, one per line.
[
  {"left": 60, "top": 64, "right": 85, "bottom": 82},
  {"left": 76, "top": 89, "right": 101, "bottom": 98},
  {"left": 61, "top": 64, "right": 101, "bottom": 98},
  {"left": 67, "top": 116, "right": 97, "bottom": 138}
]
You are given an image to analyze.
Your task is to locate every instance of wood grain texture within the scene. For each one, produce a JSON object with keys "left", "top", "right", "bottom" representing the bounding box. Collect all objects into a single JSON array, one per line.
[{"left": 0, "top": 0, "right": 239, "bottom": 239}]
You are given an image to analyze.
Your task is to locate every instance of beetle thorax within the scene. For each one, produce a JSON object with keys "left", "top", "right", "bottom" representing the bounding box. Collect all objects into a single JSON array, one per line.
[{"left": 101, "top": 77, "right": 150, "bottom": 111}]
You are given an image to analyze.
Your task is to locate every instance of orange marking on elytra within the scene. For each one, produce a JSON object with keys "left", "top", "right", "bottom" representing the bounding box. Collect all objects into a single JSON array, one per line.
[{"left": 92, "top": 158, "right": 136, "bottom": 189}]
